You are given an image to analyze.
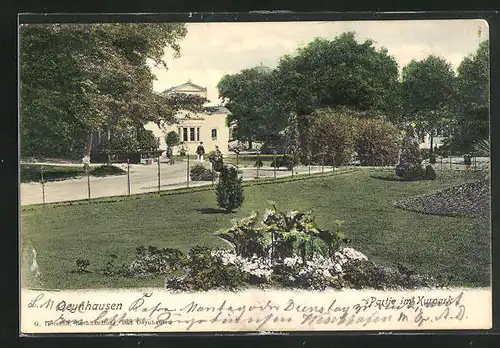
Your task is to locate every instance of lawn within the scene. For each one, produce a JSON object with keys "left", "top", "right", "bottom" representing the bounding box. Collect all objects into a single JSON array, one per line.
[{"left": 20, "top": 169, "right": 490, "bottom": 290}]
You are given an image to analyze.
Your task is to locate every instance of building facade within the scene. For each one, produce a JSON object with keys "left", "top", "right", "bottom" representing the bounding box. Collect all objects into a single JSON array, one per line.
[{"left": 144, "top": 80, "right": 231, "bottom": 155}]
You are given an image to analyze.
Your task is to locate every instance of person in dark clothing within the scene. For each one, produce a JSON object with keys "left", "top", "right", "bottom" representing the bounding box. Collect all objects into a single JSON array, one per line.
[{"left": 196, "top": 142, "right": 205, "bottom": 161}]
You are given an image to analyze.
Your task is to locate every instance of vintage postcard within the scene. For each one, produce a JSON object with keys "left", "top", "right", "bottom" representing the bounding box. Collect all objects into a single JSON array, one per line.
[{"left": 19, "top": 15, "right": 492, "bottom": 334}]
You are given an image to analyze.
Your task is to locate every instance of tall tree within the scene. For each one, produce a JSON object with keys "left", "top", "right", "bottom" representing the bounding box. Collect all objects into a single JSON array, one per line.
[
  {"left": 453, "top": 40, "right": 490, "bottom": 152},
  {"left": 20, "top": 23, "right": 204, "bottom": 159},
  {"left": 274, "top": 32, "right": 401, "bottom": 117},
  {"left": 273, "top": 32, "right": 401, "bottom": 158},
  {"left": 217, "top": 65, "right": 285, "bottom": 149},
  {"left": 401, "top": 55, "right": 457, "bottom": 156}
]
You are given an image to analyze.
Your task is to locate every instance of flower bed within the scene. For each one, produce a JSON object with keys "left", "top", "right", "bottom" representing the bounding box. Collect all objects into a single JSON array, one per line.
[
  {"left": 394, "top": 179, "right": 490, "bottom": 218},
  {"left": 91, "top": 206, "right": 441, "bottom": 291}
]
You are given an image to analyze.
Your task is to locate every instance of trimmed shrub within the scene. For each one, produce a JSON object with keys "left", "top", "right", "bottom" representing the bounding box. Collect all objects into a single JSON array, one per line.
[
  {"left": 254, "top": 158, "right": 263, "bottom": 168},
  {"left": 165, "top": 131, "right": 180, "bottom": 148},
  {"left": 305, "top": 108, "right": 360, "bottom": 166},
  {"left": 216, "top": 165, "right": 244, "bottom": 212},
  {"left": 395, "top": 125, "right": 425, "bottom": 179},
  {"left": 190, "top": 164, "right": 217, "bottom": 181},
  {"left": 356, "top": 118, "right": 400, "bottom": 166},
  {"left": 423, "top": 165, "right": 437, "bottom": 180}
]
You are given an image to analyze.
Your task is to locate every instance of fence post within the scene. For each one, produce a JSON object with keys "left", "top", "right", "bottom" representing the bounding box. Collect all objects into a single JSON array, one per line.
[
  {"left": 187, "top": 153, "right": 190, "bottom": 188},
  {"left": 85, "top": 164, "right": 91, "bottom": 203},
  {"left": 236, "top": 152, "right": 239, "bottom": 168},
  {"left": 473, "top": 152, "right": 477, "bottom": 170},
  {"left": 321, "top": 155, "right": 325, "bottom": 174},
  {"left": 308, "top": 154, "right": 311, "bottom": 176},
  {"left": 291, "top": 153, "right": 294, "bottom": 178},
  {"left": 332, "top": 152, "right": 335, "bottom": 171},
  {"left": 449, "top": 152, "right": 452, "bottom": 170},
  {"left": 273, "top": 151, "right": 277, "bottom": 180},
  {"left": 40, "top": 166, "right": 45, "bottom": 204},
  {"left": 127, "top": 158, "right": 131, "bottom": 196},
  {"left": 256, "top": 152, "right": 260, "bottom": 178},
  {"left": 157, "top": 154, "right": 161, "bottom": 194}
]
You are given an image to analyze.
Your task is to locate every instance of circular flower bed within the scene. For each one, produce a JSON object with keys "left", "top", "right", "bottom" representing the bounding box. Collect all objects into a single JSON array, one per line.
[{"left": 394, "top": 179, "right": 490, "bottom": 218}]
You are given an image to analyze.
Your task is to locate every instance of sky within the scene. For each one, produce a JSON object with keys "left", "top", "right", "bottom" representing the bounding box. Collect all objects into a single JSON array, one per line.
[{"left": 149, "top": 19, "right": 489, "bottom": 105}]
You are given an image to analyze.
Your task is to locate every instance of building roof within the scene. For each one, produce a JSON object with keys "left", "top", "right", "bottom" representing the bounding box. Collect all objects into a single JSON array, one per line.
[
  {"left": 203, "top": 105, "right": 230, "bottom": 114},
  {"left": 162, "top": 80, "right": 207, "bottom": 94}
]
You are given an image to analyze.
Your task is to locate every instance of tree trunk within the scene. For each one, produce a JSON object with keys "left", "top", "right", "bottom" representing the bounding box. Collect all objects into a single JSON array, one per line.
[
  {"left": 86, "top": 131, "right": 93, "bottom": 158},
  {"left": 248, "top": 139, "right": 253, "bottom": 150}
]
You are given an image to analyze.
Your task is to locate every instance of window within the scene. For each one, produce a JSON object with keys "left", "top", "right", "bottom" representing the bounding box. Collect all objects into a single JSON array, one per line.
[
  {"left": 190, "top": 127, "right": 195, "bottom": 141},
  {"left": 211, "top": 128, "right": 217, "bottom": 141},
  {"left": 183, "top": 128, "right": 188, "bottom": 142},
  {"left": 197, "top": 127, "right": 200, "bottom": 141}
]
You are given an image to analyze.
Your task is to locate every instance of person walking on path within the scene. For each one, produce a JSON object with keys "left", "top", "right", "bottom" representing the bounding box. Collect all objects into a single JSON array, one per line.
[{"left": 196, "top": 142, "right": 205, "bottom": 162}]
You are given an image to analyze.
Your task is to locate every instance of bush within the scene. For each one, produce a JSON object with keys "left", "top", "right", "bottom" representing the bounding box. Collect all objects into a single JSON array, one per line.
[
  {"left": 190, "top": 164, "right": 217, "bottom": 181},
  {"left": 165, "top": 131, "right": 180, "bottom": 148},
  {"left": 20, "top": 164, "right": 84, "bottom": 183},
  {"left": 254, "top": 158, "right": 263, "bottom": 168},
  {"left": 91, "top": 165, "right": 126, "bottom": 177},
  {"left": 423, "top": 165, "right": 437, "bottom": 180},
  {"left": 270, "top": 155, "right": 297, "bottom": 170},
  {"left": 129, "top": 246, "right": 186, "bottom": 277},
  {"left": 165, "top": 246, "right": 246, "bottom": 291},
  {"left": 356, "top": 118, "right": 400, "bottom": 166},
  {"left": 216, "top": 165, "right": 244, "bottom": 212},
  {"left": 207, "top": 150, "right": 224, "bottom": 171},
  {"left": 305, "top": 108, "right": 360, "bottom": 166}
]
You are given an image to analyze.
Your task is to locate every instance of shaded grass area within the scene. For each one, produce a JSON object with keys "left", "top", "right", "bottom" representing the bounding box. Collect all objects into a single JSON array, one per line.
[
  {"left": 20, "top": 170, "right": 490, "bottom": 290},
  {"left": 21, "top": 164, "right": 126, "bottom": 183}
]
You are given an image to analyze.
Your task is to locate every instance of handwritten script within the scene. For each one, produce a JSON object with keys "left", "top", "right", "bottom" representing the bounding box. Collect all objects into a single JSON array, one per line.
[{"left": 21, "top": 289, "right": 491, "bottom": 333}]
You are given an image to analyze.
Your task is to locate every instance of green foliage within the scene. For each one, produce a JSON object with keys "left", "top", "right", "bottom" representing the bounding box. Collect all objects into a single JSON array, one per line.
[
  {"left": 218, "top": 66, "right": 283, "bottom": 147},
  {"left": 215, "top": 206, "right": 349, "bottom": 263},
  {"left": 305, "top": 108, "right": 359, "bottom": 166},
  {"left": 395, "top": 125, "right": 425, "bottom": 179},
  {"left": 207, "top": 150, "right": 224, "bottom": 171},
  {"left": 401, "top": 55, "right": 457, "bottom": 154},
  {"left": 165, "top": 131, "right": 180, "bottom": 148},
  {"left": 20, "top": 164, "right": 125, "bottom": 183},
  {"left": 165, "top": 246, "right": 246, "bottom": 291},
  {"left": 214, "top": 212, "right": 267, "bottom": 258},
  {"left": 356, "top": 118, "right": 401, "bottom": 166},
  {"left": 129, "top": 246, "right": 186, "bottom": 277},
  {"left": 423, "top": 165, "right": 437, "bottom": 180},
  {"left": 474, "top": 139, "right": 490, "bottom": 157},
  {"left": 91, "top": 165, "right": 126, "bottom": 177},
  {"left": 20, "top": 23, "right": 203, "bottom": 159},
  {"left": 451, "top": 40, "right": 490, "bottom": 152},
  {"left": 75, "top": 259, "right": 90, "bottom": 273},
  {"left": 190, "top": 164, "right": 217, "bottom": 181},
  {"left": 216, "top": 165, "right": 244, "bottom": 212},
  {"left": 274, "top": 32, "right": 401, "bottom": 116},
  {"left": 270, "top": 155, "right": 297, "bottom": 170}
]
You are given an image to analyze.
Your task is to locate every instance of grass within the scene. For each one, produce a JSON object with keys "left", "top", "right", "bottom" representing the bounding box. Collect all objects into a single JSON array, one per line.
[
  {"left": 20, "top": 169, "right": 490, "bottom": 290},
  {"left": 20, "top": 164, "right": 126, "bottom": 183}
]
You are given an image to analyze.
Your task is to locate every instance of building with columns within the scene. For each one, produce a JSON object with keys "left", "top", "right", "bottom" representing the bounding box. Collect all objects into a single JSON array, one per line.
[{"left": 144, "top": 80, "right": 231, "bottom": 155}]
